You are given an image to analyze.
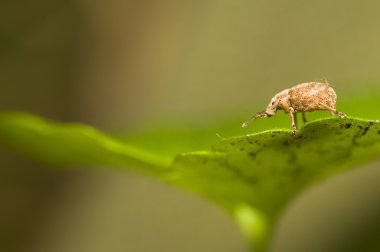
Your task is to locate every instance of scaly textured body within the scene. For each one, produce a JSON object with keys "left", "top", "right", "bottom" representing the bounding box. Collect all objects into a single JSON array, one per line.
[
  {"left": 242, "top": 82, "right": 346, "bottom": 135},
  {"left": 288, "top": 82, "right": 337, "bottom": 112}
]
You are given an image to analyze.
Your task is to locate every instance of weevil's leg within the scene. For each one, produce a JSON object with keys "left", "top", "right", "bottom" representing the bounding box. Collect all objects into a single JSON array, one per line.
[
  {"left": 289, "top": 107, "right": 297, "bottom": 135},
  {"left": 318, "top": 102, "right": 346, "bottom": 118},
  {"left": 294, "top": 113, "right": 298, "bottom": 129},
  {"left": 302, "top": 112, "right": 307, "bottom": 123},
  {"left": 337, "top": 111, "right": 347, "bottom": 118}
]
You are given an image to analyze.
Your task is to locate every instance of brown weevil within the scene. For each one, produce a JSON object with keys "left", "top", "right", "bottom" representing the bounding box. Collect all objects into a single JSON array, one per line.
[{"left": 242, "top": 82, "right": 347, "bottom": 135}]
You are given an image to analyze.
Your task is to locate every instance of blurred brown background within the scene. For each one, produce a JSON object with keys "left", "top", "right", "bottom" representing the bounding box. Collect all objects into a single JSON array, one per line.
[{"left": 1, "top": 1, "right": 380, "bottom": 251}]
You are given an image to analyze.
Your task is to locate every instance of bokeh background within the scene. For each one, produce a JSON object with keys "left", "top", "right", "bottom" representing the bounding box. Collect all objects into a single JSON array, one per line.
[{"left": 1, "top": 1, "right": 380, "bottom": 252}]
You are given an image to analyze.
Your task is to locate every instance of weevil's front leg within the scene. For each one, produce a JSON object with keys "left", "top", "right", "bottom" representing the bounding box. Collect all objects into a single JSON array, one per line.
[
  {"left": 318, "top": 102, "right": 346, "bottom": 118},
  {"left": 289, "top": 107, "right": 297, "bottom": 135},
  {"left": 302, "top": 112, "right": 307, "bottom": 123}
]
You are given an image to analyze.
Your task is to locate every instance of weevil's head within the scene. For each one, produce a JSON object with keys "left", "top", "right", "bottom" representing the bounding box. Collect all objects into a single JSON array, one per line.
[
  {"left": 241, "top": 89, "right": 289, "bottom": 128},
  {"left": 265, "top": 96, "right": 280, "bottom": 116},
  {"left": 265, "top": 89, "right": 289, "bottom": 116}
]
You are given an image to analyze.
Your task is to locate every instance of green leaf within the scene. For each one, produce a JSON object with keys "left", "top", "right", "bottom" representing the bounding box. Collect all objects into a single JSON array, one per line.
[
  {"left": 169, "top": 117, "right": 380, "bottom": 250},
  {"left": 0, "top": 112, "right": 170, "bottom": 175},
  {"left": 0, "top": 94, "right": 380, "bottom": 251}
]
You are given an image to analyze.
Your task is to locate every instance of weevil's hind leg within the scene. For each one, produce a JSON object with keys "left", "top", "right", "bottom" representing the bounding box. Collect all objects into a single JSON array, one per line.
[
  {"left": 318, "top": 102, "right": 347, "bottom": 119},
  {"left": 289, "top": 107, "right": 297, "bottom": 136},
  {"left": 302, "top": 112, "right": 307, "bottom": 123},
  {"left": 337, "top": 111, "right": 347, "bottom": 118}
]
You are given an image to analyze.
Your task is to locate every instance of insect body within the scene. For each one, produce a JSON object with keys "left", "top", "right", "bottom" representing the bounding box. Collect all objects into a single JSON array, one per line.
[{"left": 242, "top": 82, "right": 347, "bottom": 135}]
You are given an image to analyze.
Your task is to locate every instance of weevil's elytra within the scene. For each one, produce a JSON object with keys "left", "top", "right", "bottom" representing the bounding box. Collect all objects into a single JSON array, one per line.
[{"left": 242, "top": 82, "right": 347, "bottom": 135}]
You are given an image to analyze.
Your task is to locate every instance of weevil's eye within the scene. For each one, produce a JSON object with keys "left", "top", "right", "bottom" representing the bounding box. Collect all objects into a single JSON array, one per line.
[{"left": 271, "top": 101, "right": 275, "bottom": 105}]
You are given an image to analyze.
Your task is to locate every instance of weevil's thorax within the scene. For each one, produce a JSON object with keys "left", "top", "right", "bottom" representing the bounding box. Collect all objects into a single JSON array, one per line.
[{"left": 265, "top": 89, "right": 290, "bottom": 115}]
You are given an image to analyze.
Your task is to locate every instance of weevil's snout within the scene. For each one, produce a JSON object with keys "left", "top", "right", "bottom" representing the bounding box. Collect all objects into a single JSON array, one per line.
[
  {"left": 265, "top": 105, "right": 278, "bottom": 117},
  {"left": 265, "top": 110, "right": 275, "bottom": 117}
]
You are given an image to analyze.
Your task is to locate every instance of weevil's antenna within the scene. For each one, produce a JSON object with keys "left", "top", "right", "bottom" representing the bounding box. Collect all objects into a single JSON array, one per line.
[
  {"left": 241, "top": 120, "right": 251, "bottom": 128},
  {"left": 241, "top": 111, "right": 267, "bottom": 128},
  {"left": 315, "top": 77, "right": 329, "bottom": 85}
]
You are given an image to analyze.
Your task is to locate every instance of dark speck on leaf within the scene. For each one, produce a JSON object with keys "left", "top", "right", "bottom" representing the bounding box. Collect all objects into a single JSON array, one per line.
[
  {"left": 377, "top": 130, "right": 380, "bottom": 135},
  {"left": 292, "top": 166, "right": 302, "bottom": 176},
  {"left": 230, "top": 142, "right": 236, "bottom": 146},
  {"left": 345, "top": 123, "right": 352, "bottom": 129},
  {"left": 249, "top": 151, "right": 257, "bottom": 158},
  {"left": 362, "top": 126, "right": 370, "bottom": 136},
  {"left": 240, "top": 147, "right": 245, "bottom": 151},
  {"left": 248, "top": 141, "right": 253, "bottom": 144},
  {"left": 272, "top": 134, "right": 276, "bottom": 138},
  {"left": 358, "top": 125, "right": 363, "bottom": 129},
  {"left": 295, "top": 135, "right": 304, "bottom": 140}
]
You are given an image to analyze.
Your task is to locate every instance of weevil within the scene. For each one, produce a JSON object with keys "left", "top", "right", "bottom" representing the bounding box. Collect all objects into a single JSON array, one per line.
[{"left": 242, "top": 82, "right": 347, "bottom": 135}]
